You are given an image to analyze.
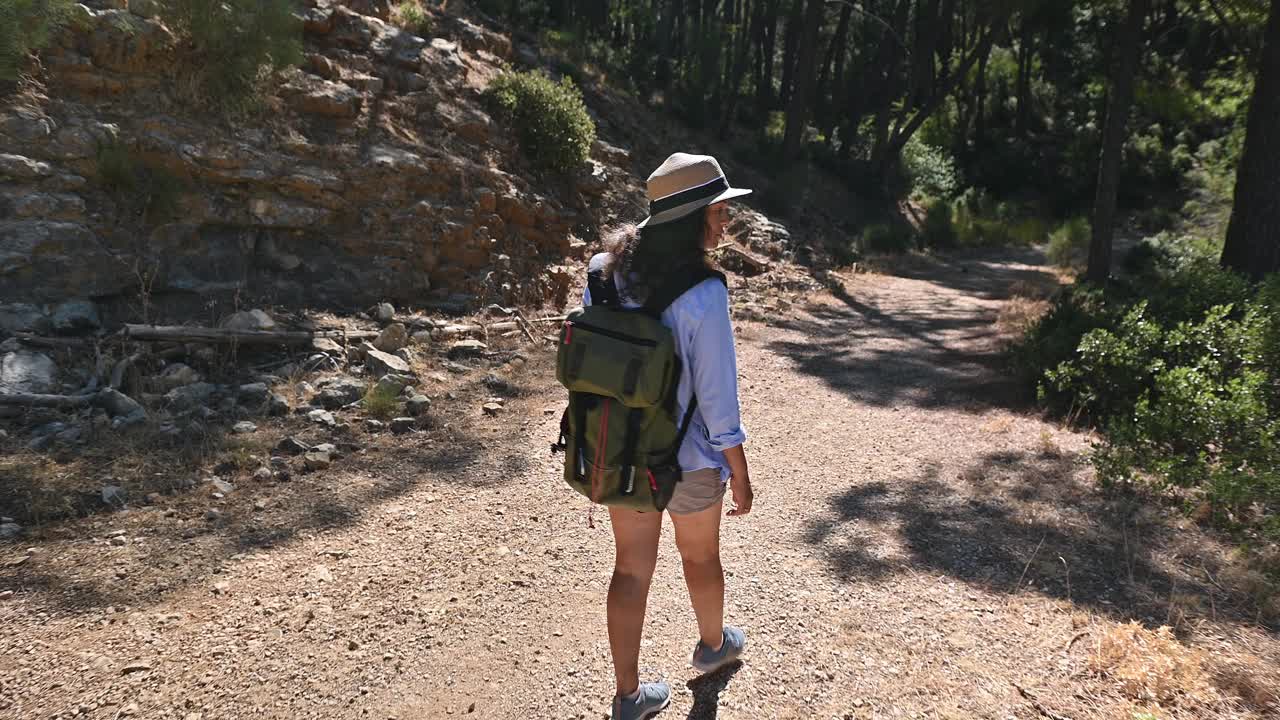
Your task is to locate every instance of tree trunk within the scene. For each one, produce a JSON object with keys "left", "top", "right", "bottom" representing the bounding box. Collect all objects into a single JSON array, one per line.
[
  {"left": 819, "top": 3, "right": 854, "bottom": 145},
  {"left": 721, "top": 0, "right": 758, "bottom": 137},
  {"left": 756, "top": 0, "right": 779, "bottom": 110},
  {"left": 656, "top": 0, "right": 678, "bottom": 91},
  {"left": 779, "top": 0, "right": 804, "bottom": 106},
  {"left": 973, "top": 39, "right": 991, "bottom": 151},
  {"left": 816, "top": 3, "right": 852, "bottom": 120},
  {"left": 1087, "top": 0, "right": 1149, "bottom": 285},
  {"left": 909, "top": 0, "right": 942, "bottom": 110},
  {"left": 880, "top": 24, "right": 998, "bottom": 172},
  {"left": 1015, "top": 16, "right": 1034, "bottom": 138},
  {"left": 1221, "top": 0, "right": 1280, "bottom": 280},
  {"left": 781, "top": 0, "right": 825, "bottom": 162}
]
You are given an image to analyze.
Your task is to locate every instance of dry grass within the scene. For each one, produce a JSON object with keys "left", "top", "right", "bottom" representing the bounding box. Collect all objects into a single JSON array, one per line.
[
  {"left": 361, "top": 383, "right": 401, "bottom": 420},
  {"left": 996, "top": 295, "right": 1052, "bottom": 339},
  {"left": 1089, "top": 622, "right": 1216, "bottom": 707}
]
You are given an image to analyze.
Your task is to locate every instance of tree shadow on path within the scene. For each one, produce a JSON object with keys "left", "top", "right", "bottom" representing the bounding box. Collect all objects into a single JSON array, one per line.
[{"left": 805, "top": 449, "right": 1278, "bottom": 633}]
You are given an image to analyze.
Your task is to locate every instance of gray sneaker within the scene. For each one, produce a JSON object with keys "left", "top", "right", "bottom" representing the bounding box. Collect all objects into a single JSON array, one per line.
[
  {"left": 611, "top": 681, "right": 671, "bottom": 720},
  {"left": 691, "top": 626, "right": 746, "bottom": 674}
]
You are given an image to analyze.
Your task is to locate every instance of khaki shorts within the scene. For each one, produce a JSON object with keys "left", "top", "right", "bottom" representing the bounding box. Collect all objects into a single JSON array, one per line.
[{"left": 666, "top": 467, "right": 726, "bottom": 515}]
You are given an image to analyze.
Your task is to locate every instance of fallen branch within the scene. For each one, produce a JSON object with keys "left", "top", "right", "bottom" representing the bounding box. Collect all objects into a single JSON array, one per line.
[
  {"left": 527, "top": 315, "right": 567, "bottom": 324},
  {"left": 110, "top": 352, "right": 145, "bottom": 391},
  {"left": 512, "top": 310, "right": 539, "bottom": 344},
  {"left": 122, "top": 324, "right": 380, "bottom": 345},
  {"left": 0, "top": 392, "right": 97, "bottom": 408},
  {"left": 13, "top": 333, "right": 114, "bottom": 348}
]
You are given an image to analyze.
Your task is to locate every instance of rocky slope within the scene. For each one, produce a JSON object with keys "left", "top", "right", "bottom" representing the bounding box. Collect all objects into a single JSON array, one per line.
[{"left": 3, "top": 0, "right": 794, "bottom": 331}]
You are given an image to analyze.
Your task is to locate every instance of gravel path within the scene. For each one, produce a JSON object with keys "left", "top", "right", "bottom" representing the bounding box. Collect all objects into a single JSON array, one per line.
[{"left": 3, "top": 250, "right": 1277, "bottom": 720}]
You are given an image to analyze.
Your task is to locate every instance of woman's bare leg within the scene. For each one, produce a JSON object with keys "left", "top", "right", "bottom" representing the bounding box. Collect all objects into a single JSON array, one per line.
[
  {"left": 606, "top": 508, "right": 663, "bottom": 696},
  {"left": 670, "top": 500, "right": 725, "bottom": 649}
]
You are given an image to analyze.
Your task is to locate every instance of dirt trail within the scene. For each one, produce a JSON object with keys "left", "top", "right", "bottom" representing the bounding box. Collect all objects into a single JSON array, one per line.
[{"left": 3, "top": 250, "right": 1277, "bottom": 720}]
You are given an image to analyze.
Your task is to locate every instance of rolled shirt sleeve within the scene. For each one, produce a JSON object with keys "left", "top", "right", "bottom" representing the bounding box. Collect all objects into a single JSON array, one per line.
[{"left": 686, "top": 281, "right": 747, "bottom": 452}]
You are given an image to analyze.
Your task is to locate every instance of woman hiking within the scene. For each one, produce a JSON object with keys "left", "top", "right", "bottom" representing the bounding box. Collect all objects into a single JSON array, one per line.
[{"left": 583, "top": 153, "right": 755, "bottom": 720}]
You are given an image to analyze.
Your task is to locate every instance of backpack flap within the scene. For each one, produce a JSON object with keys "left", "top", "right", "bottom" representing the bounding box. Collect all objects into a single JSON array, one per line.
[{"left": 555, "top": 306, "right": 677, "bottom": 408}]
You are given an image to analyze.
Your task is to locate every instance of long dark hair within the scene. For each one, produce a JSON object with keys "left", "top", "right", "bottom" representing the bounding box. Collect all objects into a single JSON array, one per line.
[{"left": 603, "top": 207, "right": 711, "bottom": 304}]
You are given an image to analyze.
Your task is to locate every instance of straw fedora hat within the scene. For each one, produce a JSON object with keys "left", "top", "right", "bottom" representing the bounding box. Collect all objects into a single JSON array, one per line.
[{"left": 637, "top": 152, "right": 752, "bottom": 228}]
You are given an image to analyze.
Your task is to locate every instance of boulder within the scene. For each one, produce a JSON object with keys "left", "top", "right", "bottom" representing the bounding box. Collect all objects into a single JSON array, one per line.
[
  {"left": 275, "top": 437, "right": 310, "bottom": 455},
  {"left": 406, "top": 395, "right": 431, "bottom": 416},
  {"left": 317, "top": 377, "right": 365, "bottom": 408},
  {"left": 375, "top": 302, "right": 396, "bottom": 324},
  {"left": 248, "top": 197, "right": 331, "bottom": 228},
  {"left": 373, "top": 322, "right": 408, "bottom": 353},
  {"left": 221, "top": 309, "right": 276, "bottom": 332},
  {"left": 164, "top": 382, "right": 216, "bottom": 409},
  {"left": 0, "top": 303, "right": 49, "bottom": 335},
  {"left": 289, "top": 80, "right": 363, "bottom": 119},
  {"left": 374, "top": 373, "right": 411, "bottom": 396},
  {"left": 0, "top": 153, "right": 54, "bottom": 180},
  {"left": 0, "top": 351, "right": 57, "bottom": 394},
  {"left": 447, "top": 339, "right": 487, "bottom": 360},
  {"left": 50, "top": 299, "right": 100, "bottom": 332},
  {"left": 238, "top": 382, "right": 270, "bottom": 404},
  {"left": 365, "top": 347, "right": 411, "bottom": 377},
  {"left": 97, "top": 388, "right": 143, "bottom": 418},
  {"left": 303, "top": 450, "right": 331, "bottom": 471},
  {"left": 158, "top": 363, "right": 201, "bottom": 390}
]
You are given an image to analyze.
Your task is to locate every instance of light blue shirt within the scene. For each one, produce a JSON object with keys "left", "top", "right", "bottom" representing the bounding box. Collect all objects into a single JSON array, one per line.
[{"left": 583, "top": 253, "right": 747, "bottom": 482}]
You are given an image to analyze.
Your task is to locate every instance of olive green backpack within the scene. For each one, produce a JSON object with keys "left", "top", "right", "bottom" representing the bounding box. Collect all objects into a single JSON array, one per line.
[{"left": 552, "top": 263, "right": 725, "bottom": 512}]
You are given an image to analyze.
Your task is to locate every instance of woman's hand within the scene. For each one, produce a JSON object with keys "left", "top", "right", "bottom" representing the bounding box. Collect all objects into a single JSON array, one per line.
[
  {"left": 727, "top": 470, "right": 753, "bottom": 517},
  {"left": 722, "top": 445, "right": 752, "bottom": 517}
]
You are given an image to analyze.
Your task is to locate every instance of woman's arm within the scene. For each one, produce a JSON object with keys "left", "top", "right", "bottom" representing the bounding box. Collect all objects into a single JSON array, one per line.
[{"left": 687, "top": 281, "right": 752, "bottom": 516}]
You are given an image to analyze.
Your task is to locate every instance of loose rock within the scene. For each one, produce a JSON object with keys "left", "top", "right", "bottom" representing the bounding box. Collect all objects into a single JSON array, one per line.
[
  {"left": 231, "top": 421, "right": 257, "bottom": 434},
  {"left": 376, "top": 303, "right": 395, "bottom": 324},
  {"left": 390, "top": 417, "right": 415, "bottom": 433},
  {"left": 101, "top": 485, "right": 127, "bottom": 506},
  {"left": 374, "top": 322, "right": 409, "bottom": 353},
  {"left": 447, "top": 339, "right": 487, "bottom": 359},
  {"left": 304, "top": 450, "right": 332, "bottom": 471},
  {"left": 238, "top": 382, "right": 270, "bottom": 404},
  {"left": 365, "top": 347, "right": 412, "bottom": 376},
  {"left": 406, "top": 395, "right": 431, "bottom": 416},
  {"left": 221, "top": 309, "right": 276, "bottom": 332},
  {"left": 275, "top": 437, "right": 310, "bottom": 455},
  {"left": 0, "top": 350, "right": 57, "bottom": 394},
  {"left": 308, "top": 409, "right": 336, "bottom": 427}
]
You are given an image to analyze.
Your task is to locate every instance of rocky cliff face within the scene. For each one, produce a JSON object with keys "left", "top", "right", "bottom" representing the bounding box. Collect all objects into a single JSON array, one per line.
[{"left": 1, "top": 1, "right": 643, "bottom": 332}]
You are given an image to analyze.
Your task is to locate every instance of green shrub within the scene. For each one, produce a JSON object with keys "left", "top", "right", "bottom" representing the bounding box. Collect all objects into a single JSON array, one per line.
[
  {"left": 161, "top": 0, "right": 302, "bottom": 108},
  {"left": 393, "top": 1, "right": 433, "bottom": 36},
  {"left": 0, "top": 0, "right": 76, "bottom": 82},
  {"left": 825, "top": 235, "right": 859, "bottom": 267},
  {"left": 95, "top": 139, "right": 183, "bottom": 222},
  {"left": 486, "top": 70, "right": 596, "bottom": 173},
  {"left": 902, "top": 136, "right": 960, "bottom": 199},
  {"left": 1019, "top": 254, "right": 1280, "bottom": 536},
  {"left": 860, "top": 222, "right": 914, "bottom": 254},
  {"left": 921, "top": 201, "right": 956, "bottom": 249},
  {"left": 1047, "top": 217, "right": 1090, "bottom": 269}
]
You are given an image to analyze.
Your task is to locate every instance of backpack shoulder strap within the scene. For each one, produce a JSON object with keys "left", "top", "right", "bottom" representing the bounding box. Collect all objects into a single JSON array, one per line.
[
  {"left": 587, "top": 253, "right": 621, "bottom": 307},
  {"left": 643, "top": 265, "right": 727, "bottom": 314}
]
